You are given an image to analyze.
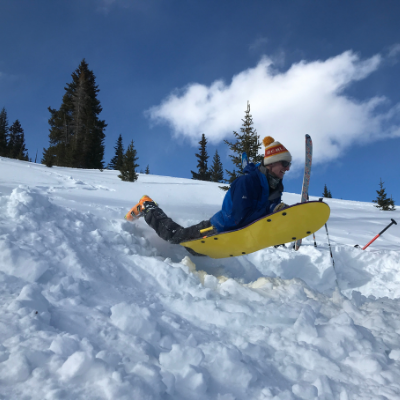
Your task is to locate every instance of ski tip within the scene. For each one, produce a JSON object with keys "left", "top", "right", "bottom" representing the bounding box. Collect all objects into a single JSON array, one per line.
[{"left": 241, "top": 152, "right": 248, "bottom": 168}]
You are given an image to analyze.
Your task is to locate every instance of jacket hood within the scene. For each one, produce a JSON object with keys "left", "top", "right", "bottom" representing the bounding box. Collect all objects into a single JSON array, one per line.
[{"left": 243, "top": 162, "right": 259, "bottom": 174}]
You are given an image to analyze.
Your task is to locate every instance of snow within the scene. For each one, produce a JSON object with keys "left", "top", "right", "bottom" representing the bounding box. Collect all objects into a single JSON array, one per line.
[{"left": 1, "top": 156, "right": 400, "bottom": 400}]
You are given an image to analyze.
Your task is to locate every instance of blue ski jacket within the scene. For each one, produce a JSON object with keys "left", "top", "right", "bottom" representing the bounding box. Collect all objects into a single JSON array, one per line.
[{"left": 210, "top": 163, "right": 283, "bottom": 232}]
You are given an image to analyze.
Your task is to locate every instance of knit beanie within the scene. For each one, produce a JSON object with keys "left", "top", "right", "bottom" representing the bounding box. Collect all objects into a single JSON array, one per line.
[{"left": 263, "top": 136, "right": 292, "bottom": 166}]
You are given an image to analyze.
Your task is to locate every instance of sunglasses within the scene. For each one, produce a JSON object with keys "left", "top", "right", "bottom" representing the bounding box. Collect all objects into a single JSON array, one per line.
[{"left": 280, "top": 160, "right": 291, "bottom": 168}]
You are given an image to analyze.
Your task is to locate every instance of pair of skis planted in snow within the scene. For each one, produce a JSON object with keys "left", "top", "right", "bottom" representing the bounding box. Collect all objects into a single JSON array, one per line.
[{"left": 241, "top": 134, "right": 313, "bottom": 251}]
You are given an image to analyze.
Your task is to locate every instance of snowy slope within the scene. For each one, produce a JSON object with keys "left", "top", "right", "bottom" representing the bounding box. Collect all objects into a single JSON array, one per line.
[{"left": 1, "top": 157, "right": 400, "bottom": 400}]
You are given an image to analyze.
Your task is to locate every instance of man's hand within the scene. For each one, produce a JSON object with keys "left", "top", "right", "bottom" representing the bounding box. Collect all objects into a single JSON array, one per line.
[{"left": 273, "top": 202, "right": 289, "bottom": 213}]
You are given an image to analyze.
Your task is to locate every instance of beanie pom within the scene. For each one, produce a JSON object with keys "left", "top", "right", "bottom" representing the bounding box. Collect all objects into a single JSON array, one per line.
[{"left": 263, "top": 136, "right": 275, "bottom": 147}]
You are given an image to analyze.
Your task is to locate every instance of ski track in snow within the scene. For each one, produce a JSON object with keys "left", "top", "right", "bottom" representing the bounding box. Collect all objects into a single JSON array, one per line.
[{"left": 1, "top": 157, "right": 400, "bottom": 399}]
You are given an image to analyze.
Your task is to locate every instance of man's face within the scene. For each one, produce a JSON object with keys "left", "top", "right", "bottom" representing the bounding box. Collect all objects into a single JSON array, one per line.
[{"left": 268, "top": 161, "right": 290, "bottom": 179}]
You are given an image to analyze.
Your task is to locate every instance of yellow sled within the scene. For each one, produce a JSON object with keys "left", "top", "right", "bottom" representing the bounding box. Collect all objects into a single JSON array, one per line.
[{"left": 180, "top": 201, "right": 330, "bottom": 258}]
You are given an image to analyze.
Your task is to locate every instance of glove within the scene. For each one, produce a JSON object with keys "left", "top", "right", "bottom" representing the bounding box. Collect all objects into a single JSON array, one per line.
[{"left": 273, "top": 202, "right": 289, "bottom": 213}]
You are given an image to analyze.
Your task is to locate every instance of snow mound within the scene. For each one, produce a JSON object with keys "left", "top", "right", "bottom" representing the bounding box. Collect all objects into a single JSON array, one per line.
[{"left": 0, "top": 158, "right": 400, "bottom": 399}]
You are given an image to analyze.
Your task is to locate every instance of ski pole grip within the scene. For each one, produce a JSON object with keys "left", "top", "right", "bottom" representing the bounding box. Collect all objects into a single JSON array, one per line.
[{"left": 378, "top": 219, "right": 397, "bottom": 236}]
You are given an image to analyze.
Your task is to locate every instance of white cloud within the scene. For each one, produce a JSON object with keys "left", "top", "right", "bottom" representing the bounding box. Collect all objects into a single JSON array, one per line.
[{"left": 147, "top": 51, "right": 400, "bottom": 169}]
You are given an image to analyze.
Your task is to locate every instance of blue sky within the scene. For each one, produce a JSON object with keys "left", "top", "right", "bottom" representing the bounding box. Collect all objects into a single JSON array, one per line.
[{"left": 1, "top": 0, "right": 400, "bottom": 204}]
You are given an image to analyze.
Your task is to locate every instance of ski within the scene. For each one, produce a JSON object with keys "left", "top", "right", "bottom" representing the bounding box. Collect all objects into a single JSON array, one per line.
[
  {"left": 294, "top": 134, "right": 313, "bottom": 251},
  {"left": 241, "top": 152, "right": 248, "bottom": 170}
]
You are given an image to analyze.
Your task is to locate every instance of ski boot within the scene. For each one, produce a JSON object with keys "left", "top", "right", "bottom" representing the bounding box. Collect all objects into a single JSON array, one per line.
[{"left": 125, "top": 195, "right": 157, "bottom": 221}]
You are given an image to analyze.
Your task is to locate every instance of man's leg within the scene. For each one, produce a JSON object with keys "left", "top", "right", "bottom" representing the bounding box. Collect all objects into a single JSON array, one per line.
[
  {"left": 144, "top": 207, "right": 213, "bottom": 244},
  {"left": 125, "top": 195, "right": 214, "bottom": 245}
]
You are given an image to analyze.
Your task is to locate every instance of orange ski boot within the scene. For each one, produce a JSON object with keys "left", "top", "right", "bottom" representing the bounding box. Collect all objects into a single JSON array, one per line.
[{"left": 125, "top": 195, "right": 157, "bottom": 221}]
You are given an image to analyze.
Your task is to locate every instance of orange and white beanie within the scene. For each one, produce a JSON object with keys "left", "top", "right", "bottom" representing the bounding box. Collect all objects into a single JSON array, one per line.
[{"left": 263, "top": 136, "right": 292, "bottom": 166}]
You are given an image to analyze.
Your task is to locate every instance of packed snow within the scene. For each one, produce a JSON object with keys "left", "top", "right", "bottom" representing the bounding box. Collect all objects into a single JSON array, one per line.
[{"left": 1, "top": 156, "right": 400, "bottom": 400}]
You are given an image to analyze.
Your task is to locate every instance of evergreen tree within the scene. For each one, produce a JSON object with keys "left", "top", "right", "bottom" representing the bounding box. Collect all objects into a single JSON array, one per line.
[
  {"left": 8, "top": 120, "right": 28, "bottom": 160},
  {"left": 224, "top": 101, "right": 263, "bottom": 184},
  {"left": 42, "top": 147, "right": 55, "bottom": 167},
  {"left": 7, "top": 121, "right": 17, "bottom": 158},
  {"left": 373, "top": 178, "right": 396, "bottom": 211},
  {"left": 43, "top": 59, "right": 106, "bottom": 169},
  {"left": 191, "top": 133, "right": 211, "bottom": 181},
  {"left": 118, "top": 140, "right": 139, "bottom": 182},
  {"left": 322, "top": 184, "right": 332, "bottom": 198},
  {"left": 389, "top": 195, "right": 396, "bottom": 210},
  {"left": 145, "top": 165, "right": 150, "bottom": 174},
  {"left": 0, "top": 107, "right": 9, "bottom": 157},
  {"left": 16, "top": 132, "right": 29, "bottom": 161},
  {"left": 209, "top": 150, "right": 224, "bottom": 182},
  {"left": 109, "top": 134, "right": 124, "bottom": 170}
]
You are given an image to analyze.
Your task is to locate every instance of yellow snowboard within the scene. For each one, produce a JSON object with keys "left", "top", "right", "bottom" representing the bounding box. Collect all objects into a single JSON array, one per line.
[{"left": 180, "top": 201, "right": 330, "bottom": 258}]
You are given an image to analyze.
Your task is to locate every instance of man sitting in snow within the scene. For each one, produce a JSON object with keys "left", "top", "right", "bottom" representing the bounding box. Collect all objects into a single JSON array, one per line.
[{"left": 125, "top": 136, "right": 292, "bottom": 246}]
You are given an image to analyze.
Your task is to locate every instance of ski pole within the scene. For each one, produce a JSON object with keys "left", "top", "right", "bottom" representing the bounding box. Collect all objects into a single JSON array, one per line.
[
  {"left": 323, "top": 212, "right": 340, "bottom": 290},
  {"left": 318, "top": 199, "right": 339, "bottom": 288},
  {"left": 319, "top": 199, "right": 335, "bottom": 268},
  {"left": 324, "top": 223, "right": 336, "bottom": 269},
  {"left": 355, "top": 219, "right": 397, "bottom": 250},
  {"left": 325, "top": 222, "right": 340, "bottom": 290}
]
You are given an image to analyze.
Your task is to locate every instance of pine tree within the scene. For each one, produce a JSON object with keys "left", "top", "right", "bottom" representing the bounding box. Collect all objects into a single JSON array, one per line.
[
  {"left": 7, "top": 120, "right": 28, "bottom": 160},
  {"left": 373, "top": 178, "right": 396, "bottom": 211},
  {"left": 322, "top": 184, "right": 332, "bottom": 198},
  {"left": 145, "top": 165, "right": 150, "bottom": 174},
  {"left": 389, "top": 195, "right": 396, "bottom": 210},
  {"left": 224, "top": 101, "right": 263, "bottom": 184},
  {"left": 16, "top": 132, "right": 29, "bottom": 161},
  {"left": 109, "top": 134, "right": 124, "bottom": 170},
  {"left": 209, "top": 150, "right": 224, "bottom": 182},
  {"left": 0, "top": 107, "right": 9, "bottom": 157},
  {"left": 118, "top": 140, "right": 139, "bottom": 182},
  {"left": 42, "top": 147, "right": 55, "bottom": 167},
  {"left": 43, "top": 59, "right": 106, "bottom": 169},
  {"left": 191, "top": 133, "right": 211, "bottom": 181},
  {"left": 7, "top": 121, "right": 17, "bottom": 158}
]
